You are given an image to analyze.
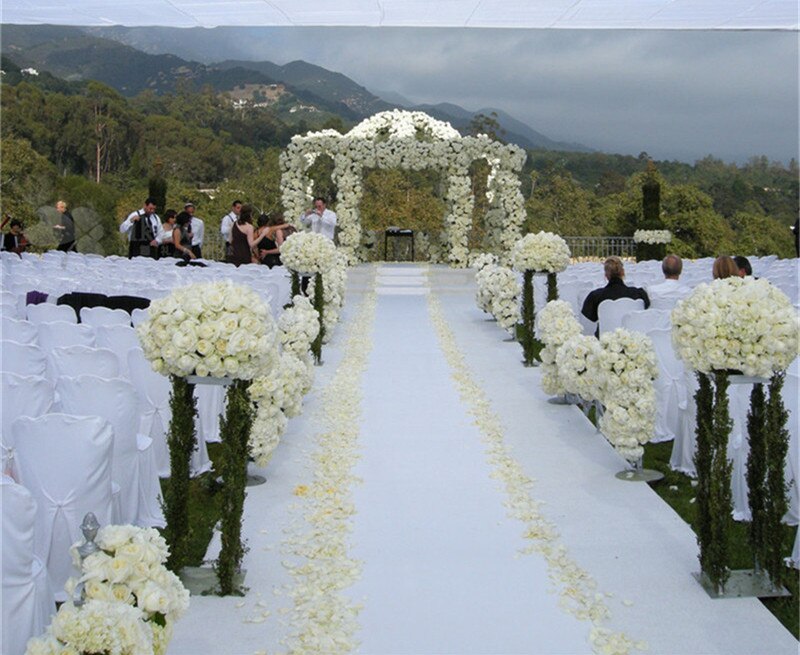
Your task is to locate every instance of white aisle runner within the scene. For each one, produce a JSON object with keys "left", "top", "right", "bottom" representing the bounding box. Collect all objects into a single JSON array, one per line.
[{"left": 348, "top": 266, "right": 591, "bottom": 654}]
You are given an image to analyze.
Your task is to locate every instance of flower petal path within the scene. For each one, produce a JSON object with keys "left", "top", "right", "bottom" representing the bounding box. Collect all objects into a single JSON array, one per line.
[{"left": 169, "top": 263, "right": 796, "bottom": 655}]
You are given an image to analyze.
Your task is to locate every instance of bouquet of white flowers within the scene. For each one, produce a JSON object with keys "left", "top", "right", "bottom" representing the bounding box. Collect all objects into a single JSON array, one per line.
[
  {"left": 278, "top": 295, "right": 320, "bottom": 361},
  {"left": 555, "top": 334, "right": 604, "bottom": 401},
  {"left": 137, "top": 280, "right": 277, "bottom": 380},
  {"left": 671, "top": 277, "right": 799, "bottom": 377},
  {"left": 633, "top": 229, "right": 671, "bottom": 245},
  {"left": 469, "top": 252, "right": 499, "bottom": 270},
  {"left": 511, "top": 232, "right": 571, "bottom": 273},
  {"left": 487, "top": 266, "right": 521, "bottom": 334},
  {"left": 280, "top": 231, "right": 337, "bottom": 274},
  {"left": 474, "top": 263, "right": 498, "bottom": 314},
  {"left": 308, "top": 251, "right": 347, "bottom": 342},
  {"left": 537, "top": 300, "right": 582, "bottom": 396},
  {"left": 595, "top": 329, "right": 659, "bottom": 462}
]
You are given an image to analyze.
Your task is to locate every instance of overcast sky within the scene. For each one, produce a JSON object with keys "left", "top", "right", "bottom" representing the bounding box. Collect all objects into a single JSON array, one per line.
[{"left": 133, "top": 27, "right": 798, "bottom": 165}]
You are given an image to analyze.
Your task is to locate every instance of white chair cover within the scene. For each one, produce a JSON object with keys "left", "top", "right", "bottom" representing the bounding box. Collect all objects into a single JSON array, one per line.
[
  {"left": 8, "top": 414, "right": 116, "bottom": 601},
  {"left": 36, "top": 321, "right": 95, "bottom": 350},
  {"left": 1, "top": 373, "right": 54, "bottom": 479},
  {"left": 26, "top": 303, "right": 77, "bottom": 325},
  {"left": 782, "top": 371, "right": 798, "bottom": 526},
  {"left": 196, "top": 384, "right": 226, "bottom": 449},
  {"left": 622, "top": 309, "right": 671, "bottom": 334},
  {"left": 0, "top": 301, "right": 23, "bottom": 320},
  {"left": 1, "top": 475, "right": 55, "bottom": 655},
  {"left": 94, "top": 325, "right": 141, "bottom": 376},
  {"left": 1, "top": 340, "right": 48, "bottom": 377},
  {"left": 130, "top": 307, "right": 149, "bottom": 327},
  {"left": 647, "top": 328, "right": 688, "bottom": 443},
  {"left": 51, "top": 345, "right": 120, "bottom": 379},
  {"left": 1, "top": 316, "right": 38, "bottom": 345},
  {"left": 79, "top": 306, "right": 132, "bottom": 328},
  {"left": 728, "top": 380, "right": 755, "bottom": 521},
  {"left": 56, "top": 376, "right": 165, "bottom": 528},
  {"left": 597, "top": 297, "right": 645, "bottom": 335}
]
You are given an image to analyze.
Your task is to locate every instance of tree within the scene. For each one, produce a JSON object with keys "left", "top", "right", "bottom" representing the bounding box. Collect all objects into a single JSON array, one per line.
[
  {"left": 0, "top": 136, "right": 55, "bottom": 226},
  {"left": 468, "top": 112, "right": 506, "bottom": 143},
  {"left": 525, "top": 172, "right": 601, "bottom": 236}
]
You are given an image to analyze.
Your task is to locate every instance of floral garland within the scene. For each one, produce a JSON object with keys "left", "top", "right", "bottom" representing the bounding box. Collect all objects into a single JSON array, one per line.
[
  {"left": 671, "top": 277, "right": 799, "bottom": 377},
  {"left": 537, "top": 300, "right": 583, "bottom": 396},
  {"left": 248, "top": 295, "right": 319, "bottom": 465},
  {"left": 137, "top": 280, "right": 276, "bottom": 380},
  {"left": 632, "top": 230, "right": 671, "bottom": 245},
  {"left": 596, "top": 329, "right": 659, "bottom": 462},
  {"left": 426, "top": 292, "right": 645, "bottom": 655},
  {"left": 27, "top": 525, "right": 190, "bottom": 655},
  {"left": 279, "top": 110, "right": 527, "bottom": 267},
  {"left": 282, "top": 287, "right": 377, "bottom": 654},
  {"left": 280, "top": 231, "right": 337, "bottom": 275},
  {"left": 511, "top": 231, "right": 571, "bottom": 274}
]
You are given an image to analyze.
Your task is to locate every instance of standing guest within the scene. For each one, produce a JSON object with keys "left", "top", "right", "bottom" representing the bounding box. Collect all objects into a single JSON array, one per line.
[
  {"left": 220, "top": 200, "right": 243, "bottom": 257},
  {"left": 2, "top": 219, "right": 28, "bottom": 255},
  {"left": 646, "top": 254, "right": 691, "bottom": 309},
  {"left": 227, "top": 204, "right": 261, "bottom": 267},
  {"left": 256, "top": 213, "right": 291, "bottom": 268},
  {"left": 792, "top": 218, "right": 799, "bottom": 258},
  {"left": 172, "top": 212, "right": 195, "bottom": 261},
  {"left": 712, "top": 255, "right": 739, "bottom": 280},
  {"left": 581, "top": 256, "right": 650, "bottom": 336},
  {"left": 733, "top": 255, "right": 753, "bottom": 278},
  {"left": 120, "top": 197, "right": 160, "bottom": 259},
  {"left": 156, "top": 210, "right": 178, "bottom": 258},
  {"left": 184, "top": 202, "right": 205, "bottom": 258},
  {"left": 53, "top": 200, "right": 77, "bottom": 252},
  {"left": 299, "top": 196, "right": 336, "bottom": 241}
]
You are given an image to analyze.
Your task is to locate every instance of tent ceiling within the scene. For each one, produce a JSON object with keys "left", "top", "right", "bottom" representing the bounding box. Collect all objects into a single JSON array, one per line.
[{"left": 2, "top": 0, "right": 797, "bottom": 30}]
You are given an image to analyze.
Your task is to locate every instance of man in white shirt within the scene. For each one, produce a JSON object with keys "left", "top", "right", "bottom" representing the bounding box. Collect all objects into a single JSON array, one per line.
[
  {"left": 300, "top": 197, "right": 336, "bottom": 241},
  {"left": 647, "top": 254, "right": 692, "bottom": 309},
  {"left": 220, "top": 200, "right": 242, "bottom": 254},
  {"left": 120, "top": 197, "right": 160, "bottom": 259},
  {"left": 184, "top": 202, "right": 205, "bottom": 258}
]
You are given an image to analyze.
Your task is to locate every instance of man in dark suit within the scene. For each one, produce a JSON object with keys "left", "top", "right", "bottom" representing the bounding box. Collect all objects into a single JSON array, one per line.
[
  {"left": 581, "top": 256, "right": 650, "bottom": 336},
  {"left": 2, "top": 219, "right": 28, "bottom": 255}
]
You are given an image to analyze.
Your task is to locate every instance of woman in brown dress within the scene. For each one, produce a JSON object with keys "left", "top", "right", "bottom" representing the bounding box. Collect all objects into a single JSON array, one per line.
[{"left": 227, "top": 204, "right": 261, "bottom": 266}]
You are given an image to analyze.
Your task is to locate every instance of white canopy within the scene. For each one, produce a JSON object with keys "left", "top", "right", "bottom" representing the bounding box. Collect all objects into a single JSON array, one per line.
[{"left": 2, "top": 0, "right": 797, "bottom": 30}]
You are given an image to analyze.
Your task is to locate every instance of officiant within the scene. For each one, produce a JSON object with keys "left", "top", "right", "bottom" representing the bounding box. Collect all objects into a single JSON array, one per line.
[{"left": 120, "top": 197, "right": 161, "bottom": 259}]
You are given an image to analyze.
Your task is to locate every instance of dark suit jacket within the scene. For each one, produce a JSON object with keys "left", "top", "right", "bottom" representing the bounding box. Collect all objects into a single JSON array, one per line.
[{"left": 581, "top": 277, "right": 650, "bottom": 324}]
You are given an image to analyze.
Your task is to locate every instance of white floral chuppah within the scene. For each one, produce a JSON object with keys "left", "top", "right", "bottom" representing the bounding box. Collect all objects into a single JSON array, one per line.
[{"left": 280, "top": 110, "right": 527, "bottom": 267}]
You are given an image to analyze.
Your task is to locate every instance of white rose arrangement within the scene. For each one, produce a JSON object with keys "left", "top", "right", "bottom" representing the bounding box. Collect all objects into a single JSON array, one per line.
[
  {"left": 280, "top": 110, "right": 527, "bottom": 267},
  {"left": 511, "top": 232, "right": 571, "bottom": 273},
  {"left": 633, "top": 229, "right": 672, "bottom": 245},
  {"left": 671, "top": 277, "right": 799, "bottom": 378},
  {"left": 555, "top": 334, "right": 604, "bottom": 401},
  {"left": 307, "top": 251, "right": 347, "bottom": 342},
  {"left": 473, "top": 264, "right": 520, "bottom": 334},
  {"left": 596, "top": 329, "right": 659, "bottom": 462},
  {"left": 137, "top": 280, "right": 277, "bottom": 380},
  {"left": 280, "top": 231, "right": 337, "bottom": 275},
  {"left": 469, "top": 252, "right": 498, "bottom": 270},
  {"left": 277, "top": 295, "right": 320, "bottom": 362},
  {"left": 537, "top": 300, "right": 583, "bottom": 396},
  {"left": 474, "top": 262, "right": 498, "bottom": 314},
  {"left": 26, "top": 525, "right": 190, "bottom": 655}
]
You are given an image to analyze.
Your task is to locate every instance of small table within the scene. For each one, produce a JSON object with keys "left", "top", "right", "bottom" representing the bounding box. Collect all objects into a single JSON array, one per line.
[{"left": 384, "top": 228, "right": 414, "bottom": 262}]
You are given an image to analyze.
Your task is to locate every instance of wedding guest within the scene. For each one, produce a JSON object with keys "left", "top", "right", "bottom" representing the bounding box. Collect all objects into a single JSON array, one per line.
[
  {"left": 172, "top": 211, "right": 195, "bottom": 261},
  {"left": 712, "top": 255, "right": 738, "bottom": 279},
  {"left": 646, "top": 254, "right": 691, "bottom": 309},
  {"left": 299, "top": 196, "right": 336, "bottom": 241},
  {"left": 256, "top": 213, "right": 291, "bottom": 268},
  {"left": 184, "top": 202, "right": 205, "bottom": 258},
  {"left": 220, "top": 200, "right": 242, "bottom": 256},
  {"left": 120, "top": 197, "right": 160, "bottom": 259},
  {"left": 581, "top": 256, "right": 650, "bottom": 336},
  {"left": 156, "top": 210, "right": 178, "bottom": 258},
  {"left": 54, "top": 200, "right": 77, "bottom": 252},
  {"left": 227, "top": 204, "right": 260, "bottom": 267},
  {"left": 2, "top": 219, "right": 28, "bottom": 255},
  {"left": 733, "top": 255, "right": 753, "bottom": 278}
]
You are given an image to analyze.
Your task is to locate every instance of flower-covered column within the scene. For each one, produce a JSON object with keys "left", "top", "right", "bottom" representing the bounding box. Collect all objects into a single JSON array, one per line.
[
  {"left": 331, "top": 152, "right": 363, "bottom": 264},
  {"left": 489, "top": 167, "right": 526, "bottom": 265},
  {"left": 443, "top": 171, "right": 474, "bottom": 268}
]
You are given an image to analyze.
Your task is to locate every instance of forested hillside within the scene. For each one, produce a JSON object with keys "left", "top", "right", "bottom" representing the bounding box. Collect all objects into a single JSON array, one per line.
[{"left": 1, "top": 55, "right": 796, "bottom": 259}]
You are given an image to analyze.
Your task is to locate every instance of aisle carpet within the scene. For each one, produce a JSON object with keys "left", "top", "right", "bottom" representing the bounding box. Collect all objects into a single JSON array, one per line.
[{"left": 169, "top": 264, "right": 798, "bottom": 654}]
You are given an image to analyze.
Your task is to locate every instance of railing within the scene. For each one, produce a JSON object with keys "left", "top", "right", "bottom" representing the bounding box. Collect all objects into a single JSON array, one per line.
[
  {"left": 563, "top": 236, "right": 636, "bottom": 260},
  {"left": 200, "top": 231, "right": 227, "bottom": 261}
]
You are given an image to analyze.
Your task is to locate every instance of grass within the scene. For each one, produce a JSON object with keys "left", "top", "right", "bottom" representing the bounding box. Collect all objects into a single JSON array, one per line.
[{"left": 642, "top": 440, "right": 799, "bottom": 639}]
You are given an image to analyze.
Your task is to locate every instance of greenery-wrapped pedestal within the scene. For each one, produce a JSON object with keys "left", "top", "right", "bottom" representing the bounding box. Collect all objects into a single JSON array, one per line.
[{"left": 518, "top": 271, "right": 558, "bottom": 367}]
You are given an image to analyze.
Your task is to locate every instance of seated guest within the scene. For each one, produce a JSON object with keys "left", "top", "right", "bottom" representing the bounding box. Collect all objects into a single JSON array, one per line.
[
  {"left": 712, "top": 255, "right": 739, "bottom": 280},
  {"left": 581, "top": 256, "right": 650, "bottom": 336},
  {"left": 2, "top": 219, "right": 28, "bottom": 255},
  {"left": 733, "top": 255, "right": 753, "bottom": 278},
  {"left": 646, "top": 254, "right": 691, "bottom": 309}
]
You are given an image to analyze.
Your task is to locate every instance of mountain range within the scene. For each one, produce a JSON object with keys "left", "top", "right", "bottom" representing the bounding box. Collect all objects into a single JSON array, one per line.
[{"left": 0, "top": 24, "right": 590, "bottom": 152}]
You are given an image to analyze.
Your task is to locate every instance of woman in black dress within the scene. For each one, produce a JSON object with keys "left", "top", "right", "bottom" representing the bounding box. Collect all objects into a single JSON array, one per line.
[
  {"left": 172, "top": 211, "right": 195, "bottom": 261},
  {"left": 255, "top": 213, "right": 291, "bottom": 268},
  {"left": 227, "top": 204, "right": 261, "bottom": 266}
]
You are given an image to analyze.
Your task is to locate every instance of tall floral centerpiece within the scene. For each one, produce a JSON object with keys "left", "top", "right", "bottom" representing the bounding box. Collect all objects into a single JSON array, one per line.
[
  {"left": 672, "top": 276, "right": 799, "bottom": 593},
  {"left": 26, "top": 525, "right": 190, "bottom": 655},
  {"left": 281, "top": 231, "right": 337, "bottom": 364},
  {"left": 137, "top": 281, "right": 277, "bottom": 594},
  {"left": 511, "top": 232, "right": 571, "bottom": 366}
]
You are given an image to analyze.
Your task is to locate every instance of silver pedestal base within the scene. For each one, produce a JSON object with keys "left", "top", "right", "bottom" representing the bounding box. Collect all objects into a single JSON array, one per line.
[
  {"left": 547, "top": 395, "right": 571, "bottom": 405},
  {"left": 615, "top": 468, "right": 664, "bottom": 482},
  {"left": 692, "top": 570, "right": 791, "bottom": 599},
  {"left": 246, "top": 474, "right": 266, "bottom": 487}
]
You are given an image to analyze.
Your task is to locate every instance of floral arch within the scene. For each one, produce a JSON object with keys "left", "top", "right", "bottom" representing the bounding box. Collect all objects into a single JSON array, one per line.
[{"left": 279, "top": 110, "right": 527, "bottom": 267}]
